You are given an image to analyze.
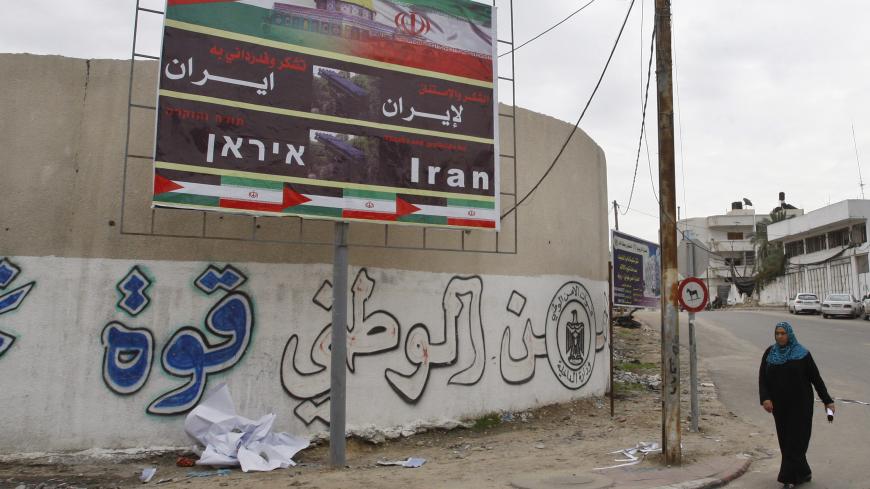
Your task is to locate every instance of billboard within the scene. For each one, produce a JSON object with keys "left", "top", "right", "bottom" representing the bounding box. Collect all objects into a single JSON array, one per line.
[
  {"left": 612, "top": 230, "right": 661, "bottom": 308},
  {"left": 152, "top": 0, "right": 498, "bottom": 230}
]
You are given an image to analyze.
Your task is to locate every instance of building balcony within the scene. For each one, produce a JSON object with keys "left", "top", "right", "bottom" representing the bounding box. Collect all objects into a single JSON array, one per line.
[
  {"left": 707, "top": 215, "right": 757, "bottom": 228},
  {"left": 710, "top": 239, "right": 755, "bottom": 253}
]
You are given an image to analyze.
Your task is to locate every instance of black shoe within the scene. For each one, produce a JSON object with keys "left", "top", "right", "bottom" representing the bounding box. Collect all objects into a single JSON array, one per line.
[
  {"left": 797, "top": 474, "right": 812, "bottom": 485},
  {"left": 782, "top": 484, "right": 796, "bottom": 489}
]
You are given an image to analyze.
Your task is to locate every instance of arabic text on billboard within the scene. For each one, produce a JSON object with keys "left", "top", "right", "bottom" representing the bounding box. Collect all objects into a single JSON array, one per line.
[
  {"left": 612, "top": 230, "right": 660, "bottom": 308},
  {"left": 152, "top": 0, "right": 498, "bottom": 230}
]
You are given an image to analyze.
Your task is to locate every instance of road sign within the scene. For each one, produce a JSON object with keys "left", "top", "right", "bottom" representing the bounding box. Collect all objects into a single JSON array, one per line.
[{"left": 678, "top": 277, "right": 708, "bottom": 313}]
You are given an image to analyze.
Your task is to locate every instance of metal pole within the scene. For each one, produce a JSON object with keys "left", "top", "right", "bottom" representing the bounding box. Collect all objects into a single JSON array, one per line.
[
  {"left": 688, "top": 241, "right": 699, "bottom": 432},
  {"left": 655, "top": 0, "right": 681, "bottom": 465},
  {"left": 609, "top": 261, "right": 615, "bottom": 418},
  {"left": 330, "top": 222, "right": 349, "bottom": 467},
  {"left": 689, "top": 311, "right": 699, "bottom": 432},
  {"left": 613, "top": 200, "right": 620, "bottom": 230}
]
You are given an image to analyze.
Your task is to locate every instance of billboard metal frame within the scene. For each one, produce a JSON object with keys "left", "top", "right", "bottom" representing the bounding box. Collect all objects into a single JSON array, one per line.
[{"left": 120, "top": 0, "right": 518, "bottom": 254}]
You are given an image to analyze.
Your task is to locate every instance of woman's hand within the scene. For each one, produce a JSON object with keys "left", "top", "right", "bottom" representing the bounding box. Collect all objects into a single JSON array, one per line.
[
  {"left": 762, "top": 400, "right": 773, "bottom": 413},
  {"left": 825, "top": 403, "right": 835, "bottom": 414}
]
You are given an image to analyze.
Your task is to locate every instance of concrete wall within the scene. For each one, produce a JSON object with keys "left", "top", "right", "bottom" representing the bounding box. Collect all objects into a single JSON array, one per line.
[
  {"left": 759, "top": 276, "right": 787, "bottom": 305},
  {"left": 0, "top": 54, "right": 609, "bottom": 454}
]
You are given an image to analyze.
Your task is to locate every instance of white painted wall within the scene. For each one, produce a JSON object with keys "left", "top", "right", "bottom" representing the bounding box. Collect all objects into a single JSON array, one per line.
[
  {"left": 759, "top": 276, "right": 787, "bottom": 305},
  {"left": 0, "top": 256, "right": 608, "bottom": 454}
]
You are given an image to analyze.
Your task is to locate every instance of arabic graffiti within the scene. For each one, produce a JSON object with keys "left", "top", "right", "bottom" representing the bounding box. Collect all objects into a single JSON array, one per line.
[
  {"left": 99, "top": 264, "right": 254, "bottom": 416},
  {"left": 0, "top": 258, "right": 36, "bottom": 358},
  {"left": 500, "top": 291, "right": 547, "bottom": 384},
  {"left": 195, "top": 264, "right": 247, "bottom": 294},
  {"left": 149, "top": 291, "right": 254, "bottom": 415},
  {"left": 385, "top": 276, "right": 486, "bottom": 404},
  {"left": 281, "top": 269, "right": 401, "bottom": 425},
  {"left": 500, "top": 283, "right": 607, "bottom": 388},
  {"left": 101, "top": 322, "right": 154, "bottom": 395},
  {"left": 117, "top": 266, "right": 152, "bottom": 317}
]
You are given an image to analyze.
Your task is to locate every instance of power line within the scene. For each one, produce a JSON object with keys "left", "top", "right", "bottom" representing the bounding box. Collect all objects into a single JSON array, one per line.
[
  {"left": 672, "top": 9, "right": 689, "bottom": 220},
  {"left": 620, "top": 26, "right": 655, "bottom": 215},
  {"left": 498, "top": 0, "right": 599, "bottom": 59},
  {"left": 501, "top": 0, "right": 636, "bottom": 220}
]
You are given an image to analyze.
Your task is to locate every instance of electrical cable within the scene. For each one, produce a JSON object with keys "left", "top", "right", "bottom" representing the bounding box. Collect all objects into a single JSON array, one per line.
[
  {"left": 498, "top": 0, "right": 599, "bottom": 59},
  {"left": 672, "top": 12, "right": 689, "bottom": 223},
  {"left": 620, "top": 27, "right": 655, "bottom": 215},
  {"left": 500, "top": 0, "right": 636, "bottom": 220}
]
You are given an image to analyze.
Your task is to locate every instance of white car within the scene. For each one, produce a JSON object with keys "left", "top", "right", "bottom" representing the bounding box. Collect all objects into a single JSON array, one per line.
[
  {"left": 787, "top": 293, "right": 821, "bottom": 315},
  {"left": 821, "top": 293, "right": 863, "bottom": 319}
]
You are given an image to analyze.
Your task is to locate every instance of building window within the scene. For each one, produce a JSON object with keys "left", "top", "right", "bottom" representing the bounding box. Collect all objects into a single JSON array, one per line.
[
  {"left": 827, "top": 227, "right": 850, "bottom": 248},
  {"left": 745, "top": 251, "right": 756, "bottom": 266},
  {"left": 724, "top": 257, "right": 743, "bottom": 267},
  {"left": 805, "top": 235, "right": 826, "bottom": 254},
  {"left": 785, "top": 240, "right": 804, "bottom": 258},
  {"left": 855, "top": 223, "right": 867, "bottom": 244},
  {"left": 727, "top": 232, "right": 744, "bottom": 240}
]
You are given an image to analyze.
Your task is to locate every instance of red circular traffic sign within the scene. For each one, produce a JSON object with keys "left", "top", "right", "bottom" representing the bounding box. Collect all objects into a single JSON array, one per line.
[{"left": 678, "top": 277, "right": 708, "bottom": 313}]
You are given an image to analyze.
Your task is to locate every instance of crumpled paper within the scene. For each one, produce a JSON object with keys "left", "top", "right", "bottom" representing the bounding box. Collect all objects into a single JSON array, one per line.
[
  {"left": 184, "top": 383, "right": 309, "bottom": 472},
  {"left": 376, "top": 457, "right": 426, "bottom": 468},
  {"left": 593, "top": 441, "right": 661, "bottom": 470}
]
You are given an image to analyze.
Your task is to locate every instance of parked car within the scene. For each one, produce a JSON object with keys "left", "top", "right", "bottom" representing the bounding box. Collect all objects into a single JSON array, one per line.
[
  {"left": 787, "top": 293, "right": 822, "bottom": 315},
  {"left": 821, "top": 293, "right": 863, "bottom": 318},
  {"left": 862, "top": 295, "right": 870, "bottom": 320}
]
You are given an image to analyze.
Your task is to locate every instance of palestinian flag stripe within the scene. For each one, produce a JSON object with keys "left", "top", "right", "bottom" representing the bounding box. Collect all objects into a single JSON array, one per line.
[
  {"left": 303, "top": 194, "right": 345, "bottom": 209},
  {"left": 447, "top": 198, "right": 496, "bottom": 209},
  {"left": 397, "top": 214, "right": 448, "bottom": 225}
]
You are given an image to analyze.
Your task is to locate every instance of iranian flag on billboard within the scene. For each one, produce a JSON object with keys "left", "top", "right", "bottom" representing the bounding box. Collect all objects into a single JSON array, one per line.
[{"left": 153, "top": 0, "right": 499, "bottom": 229}]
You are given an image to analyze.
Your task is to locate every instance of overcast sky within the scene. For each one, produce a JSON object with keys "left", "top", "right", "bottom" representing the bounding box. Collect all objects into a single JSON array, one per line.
[{"left": 3, "top": 0, "right": 869, "bottom": 243}]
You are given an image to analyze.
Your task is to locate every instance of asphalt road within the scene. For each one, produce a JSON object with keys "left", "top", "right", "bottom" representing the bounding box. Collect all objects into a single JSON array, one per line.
[{"left": 682, "top": 309, "right": 870, "bottom": 488}]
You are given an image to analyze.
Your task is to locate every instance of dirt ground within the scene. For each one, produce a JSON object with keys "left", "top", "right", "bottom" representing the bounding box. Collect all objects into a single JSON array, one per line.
[{"left": 0, "top": 321, "right": 776, "bottom": 489}]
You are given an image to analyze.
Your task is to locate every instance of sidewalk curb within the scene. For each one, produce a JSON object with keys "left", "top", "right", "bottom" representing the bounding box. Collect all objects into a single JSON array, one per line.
[{"left": 649, "top": 458, "right": 752, "bottom": 489}]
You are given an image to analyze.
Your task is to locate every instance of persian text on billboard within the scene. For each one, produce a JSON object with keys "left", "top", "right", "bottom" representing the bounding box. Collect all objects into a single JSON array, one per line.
[
  {"left": 612, "top": 230, "right": 661, "bottom": 308},
  {"left": 152, "top": 0, "right": 498, "bottom": 230}
]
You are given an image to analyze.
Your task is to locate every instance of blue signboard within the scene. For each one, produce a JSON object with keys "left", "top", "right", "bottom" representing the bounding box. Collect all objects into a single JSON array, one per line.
[{"left": 612, "top": 230, "right": 660, "bottom": 308}]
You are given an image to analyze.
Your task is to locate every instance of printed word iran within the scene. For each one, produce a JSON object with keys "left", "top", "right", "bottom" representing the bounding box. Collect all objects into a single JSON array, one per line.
[{"left": 410, "top": 157, "right": 490, "bottom": 190}]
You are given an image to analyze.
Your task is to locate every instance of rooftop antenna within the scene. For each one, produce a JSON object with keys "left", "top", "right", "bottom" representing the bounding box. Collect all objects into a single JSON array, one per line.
[{"left": 852, "top": 122, "right": 865, "bottom": 199}]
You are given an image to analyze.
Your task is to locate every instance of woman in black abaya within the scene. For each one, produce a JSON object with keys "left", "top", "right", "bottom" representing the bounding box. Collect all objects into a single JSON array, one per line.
[{"left": 758, "top": 321, "right": 834, "bottom": 488}]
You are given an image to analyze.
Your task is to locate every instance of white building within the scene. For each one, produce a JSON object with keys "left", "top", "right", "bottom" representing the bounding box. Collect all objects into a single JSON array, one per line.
[
  {"left": 678, "top": 202, "right": 761, "bottom": 302},
  {"left": 767, "top": 199, "right": 870, "bottom": 301}
]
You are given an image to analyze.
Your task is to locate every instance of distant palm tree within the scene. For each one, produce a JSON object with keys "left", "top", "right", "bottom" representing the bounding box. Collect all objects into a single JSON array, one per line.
[{"left": 752, "top": 210, "right": 790, "bottom": 286}]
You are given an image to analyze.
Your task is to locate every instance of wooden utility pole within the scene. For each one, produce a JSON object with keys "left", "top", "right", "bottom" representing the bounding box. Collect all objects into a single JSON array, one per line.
[
  {"left": 655, "top": 0, "right": 681, "bottom": 465},
  {"left": 612, "top": 200, "right": 620, "bottom": 230}
]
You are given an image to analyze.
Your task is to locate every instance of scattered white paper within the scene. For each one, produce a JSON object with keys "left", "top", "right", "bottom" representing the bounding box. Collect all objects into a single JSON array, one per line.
[
  {"left": 140, "top": 467, "right": 157, "bottom": 483},
  {"left": 593, "top": 442, "right": 661, "bottom": 471},
  {"left": 377, "top": 457, "right": 427, "bottom": 468},
  {"left": 185, "top": 383, "right": 310, "bottom": 472}
]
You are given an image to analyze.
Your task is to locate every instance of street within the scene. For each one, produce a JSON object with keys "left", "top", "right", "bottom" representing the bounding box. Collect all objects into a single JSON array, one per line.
[{"left": 662, "top": 309, "right": 870, "bottom": 488}]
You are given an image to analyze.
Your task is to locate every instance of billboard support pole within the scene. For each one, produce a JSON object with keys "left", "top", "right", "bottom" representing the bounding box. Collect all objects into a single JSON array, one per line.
[
  {"left": 329, "top": 222, "right": 349, "bottom": 468},
  {"left": 655, "top": 0, "right": 681, "bottom": 465},
  {"left": 608, "top": 261, "right": 614, "bottom": 418}
]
